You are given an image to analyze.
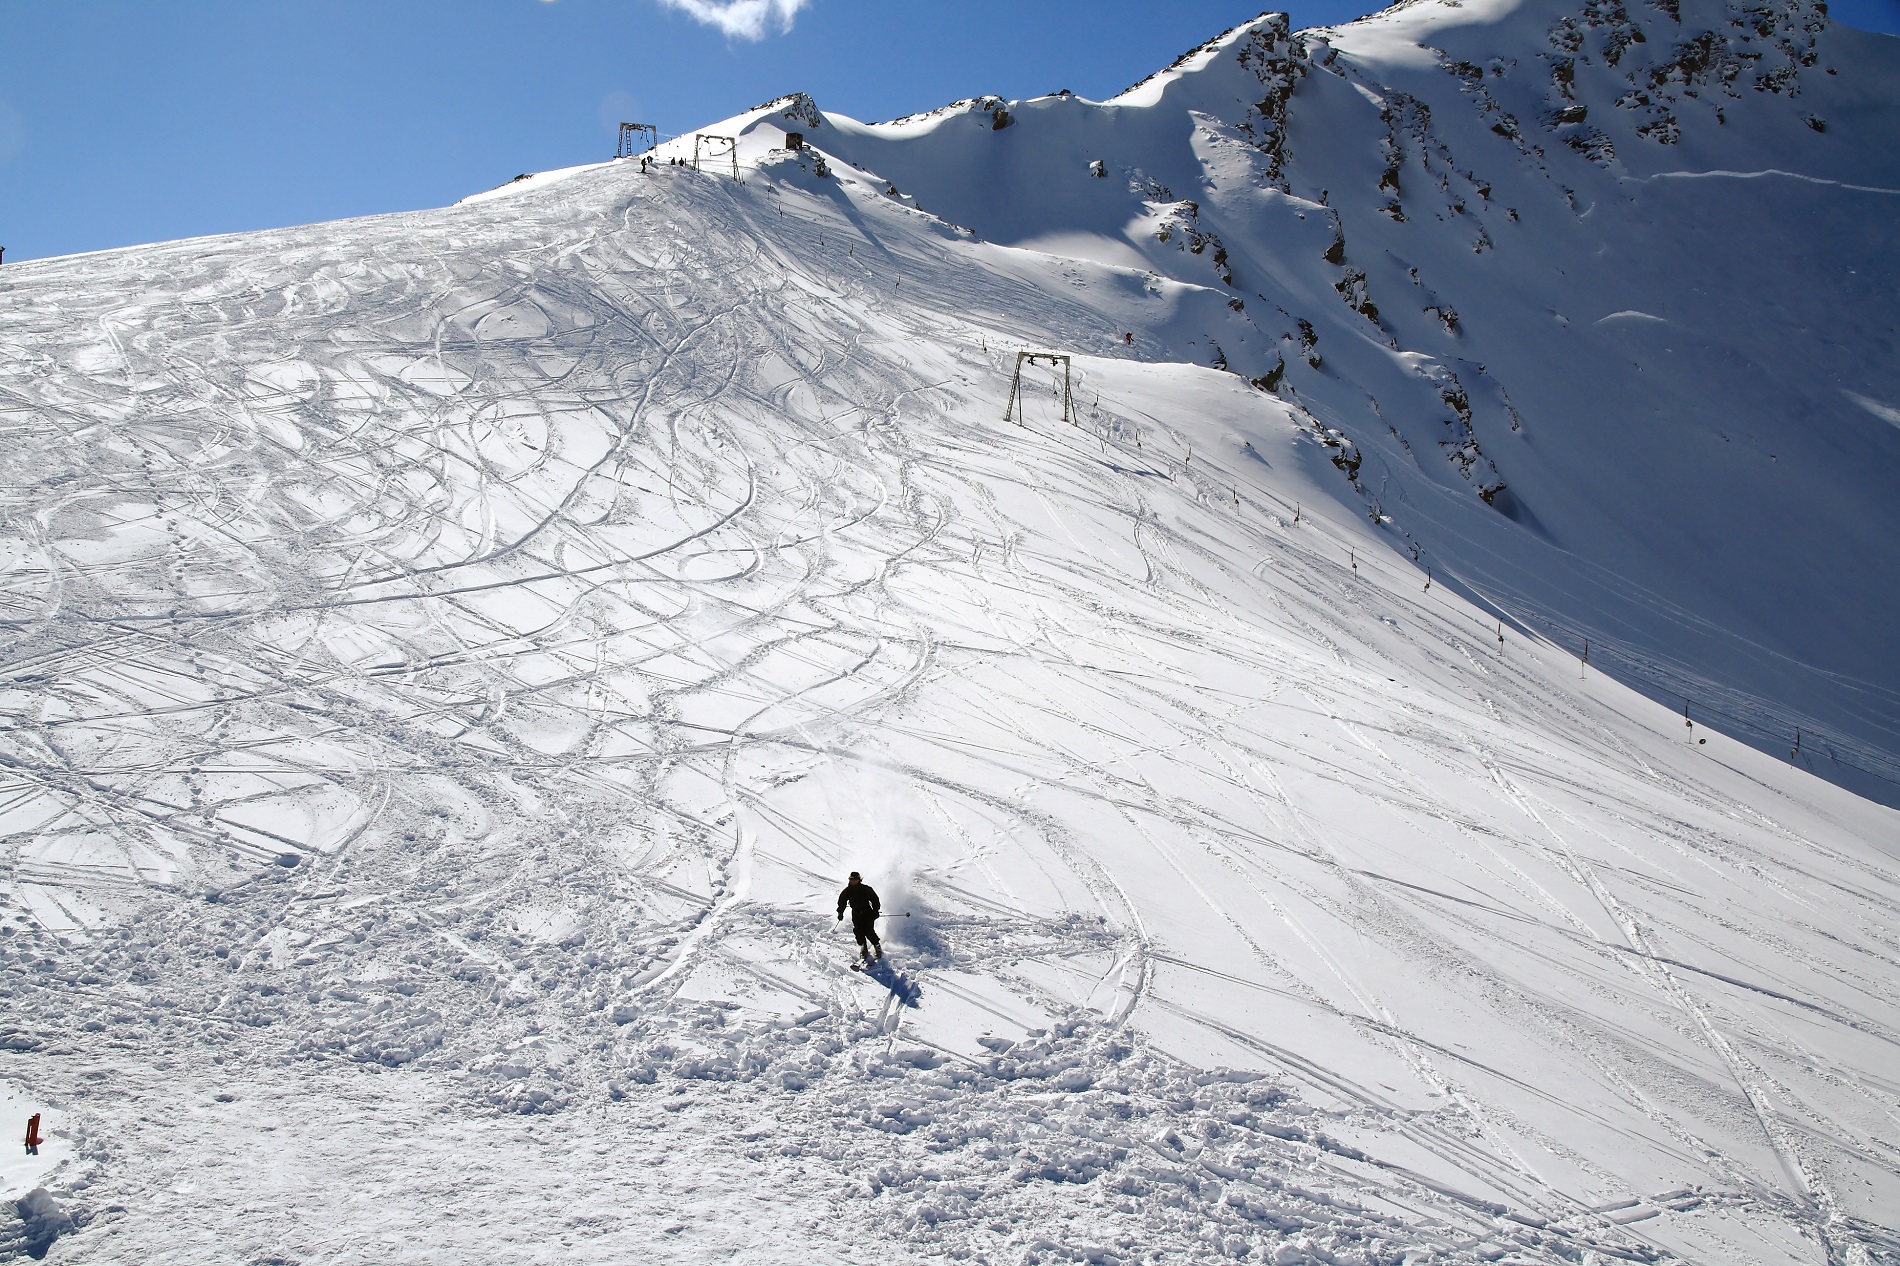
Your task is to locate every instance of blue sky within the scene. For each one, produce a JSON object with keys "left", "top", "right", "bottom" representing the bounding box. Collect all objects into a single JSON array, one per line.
[{"left": 2, "top": 0, "right": 1895, "bottom": 263}]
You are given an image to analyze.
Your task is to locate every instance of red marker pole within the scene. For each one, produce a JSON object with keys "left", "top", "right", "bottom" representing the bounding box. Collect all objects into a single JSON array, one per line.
[{"left": 25, "top": 1112, "right": 42, "bottom": 1154}]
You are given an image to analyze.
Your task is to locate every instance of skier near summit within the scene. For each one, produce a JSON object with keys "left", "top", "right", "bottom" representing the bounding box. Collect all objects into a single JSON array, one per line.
[{"left": 837, "top": 871, "right": 882, "bottom": 965}]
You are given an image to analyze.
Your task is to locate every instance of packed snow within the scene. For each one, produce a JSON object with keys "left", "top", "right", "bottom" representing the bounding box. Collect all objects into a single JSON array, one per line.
[{"left": 2, "top": 1, "right": 1896, "bottom": 1262}]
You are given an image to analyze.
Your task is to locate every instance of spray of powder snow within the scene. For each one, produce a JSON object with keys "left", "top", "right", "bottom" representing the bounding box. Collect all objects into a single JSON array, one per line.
[{"left": 817, "top": 762, "right": 947, "bottom": 964}]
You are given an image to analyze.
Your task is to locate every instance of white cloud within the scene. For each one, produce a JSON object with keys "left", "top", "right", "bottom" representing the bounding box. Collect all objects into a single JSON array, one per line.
[{"left": 657, "top": 0, "right": 809, "bottom": 40}]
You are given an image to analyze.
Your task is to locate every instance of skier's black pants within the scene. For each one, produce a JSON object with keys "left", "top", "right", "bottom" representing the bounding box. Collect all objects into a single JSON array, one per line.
[{"left": 852, "top": 918, "right": 881, "bottom": 956}]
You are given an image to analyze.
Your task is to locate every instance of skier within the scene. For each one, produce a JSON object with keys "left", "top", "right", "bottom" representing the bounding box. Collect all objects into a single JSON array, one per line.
[{"left": 836, "top": 871, "right": 882, "bottom": 965}]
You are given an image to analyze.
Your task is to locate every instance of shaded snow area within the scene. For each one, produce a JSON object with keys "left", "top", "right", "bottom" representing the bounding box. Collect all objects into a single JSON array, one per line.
[{"left": 2, "top": 2, "right": 1898, "bottom": 1264}]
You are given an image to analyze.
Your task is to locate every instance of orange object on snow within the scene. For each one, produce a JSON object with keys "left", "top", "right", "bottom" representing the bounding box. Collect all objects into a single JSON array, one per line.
[{"left": 25, "top": 1112, "right": 41, "bottom": 1152}]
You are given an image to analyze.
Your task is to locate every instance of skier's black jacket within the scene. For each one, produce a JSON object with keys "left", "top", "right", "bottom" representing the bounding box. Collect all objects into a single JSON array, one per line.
[{"left": 837, "top": 882, "right": 881, "bottom": 926}]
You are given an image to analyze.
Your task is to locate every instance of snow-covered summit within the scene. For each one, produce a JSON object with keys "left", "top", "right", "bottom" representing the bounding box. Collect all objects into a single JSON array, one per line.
[
  {"left": 1, "top": 2, "right": 1897, "bottom": 1262},
  {"left": 739, "top": 0, "right": 1900, "bottom": 802}
]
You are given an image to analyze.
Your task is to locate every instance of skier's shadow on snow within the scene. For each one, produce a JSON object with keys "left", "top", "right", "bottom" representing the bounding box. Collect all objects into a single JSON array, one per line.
[{"left": 860, "top": 959, "right": 922, "bottom": 1008}]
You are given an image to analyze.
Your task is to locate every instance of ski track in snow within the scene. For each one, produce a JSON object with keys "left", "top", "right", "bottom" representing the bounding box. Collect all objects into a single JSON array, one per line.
[{"left": 2, "top": 9, "right": 1899, "bottom": 1264}]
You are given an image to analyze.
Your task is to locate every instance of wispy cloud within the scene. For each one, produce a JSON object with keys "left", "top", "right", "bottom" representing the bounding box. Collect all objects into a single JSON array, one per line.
[{"left": 657, "top": 0, "right": 809, "bottom": 40}]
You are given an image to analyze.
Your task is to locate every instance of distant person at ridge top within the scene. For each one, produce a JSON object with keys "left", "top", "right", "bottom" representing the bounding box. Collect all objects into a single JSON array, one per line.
[{"left": 837, "top": 872, "right": 882, "bottom": 965}]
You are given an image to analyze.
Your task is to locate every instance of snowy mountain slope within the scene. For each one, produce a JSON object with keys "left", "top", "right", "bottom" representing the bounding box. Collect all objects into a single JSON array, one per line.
[
  {"left": 1, "top": 3, "right": 1898, "bottom": 1264},
  {"left": 785, "top": 0, "right": 1900, "bottom": 804}
]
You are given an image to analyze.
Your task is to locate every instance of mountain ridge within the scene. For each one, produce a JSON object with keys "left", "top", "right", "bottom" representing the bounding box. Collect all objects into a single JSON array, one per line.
[{"left": 651, "top": 0, "right": 1900, "bottom": 801}]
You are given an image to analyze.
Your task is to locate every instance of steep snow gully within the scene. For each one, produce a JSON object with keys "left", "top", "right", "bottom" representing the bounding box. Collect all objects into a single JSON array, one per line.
[{"left": 2, "top": 1, "right": 1898, "bottom": 1263}]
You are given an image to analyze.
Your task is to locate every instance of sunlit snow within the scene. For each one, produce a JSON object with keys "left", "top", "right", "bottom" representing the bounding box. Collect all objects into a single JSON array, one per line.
[{"left": 2, "top": 0, "right": 1896, "bottom": 1262}]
